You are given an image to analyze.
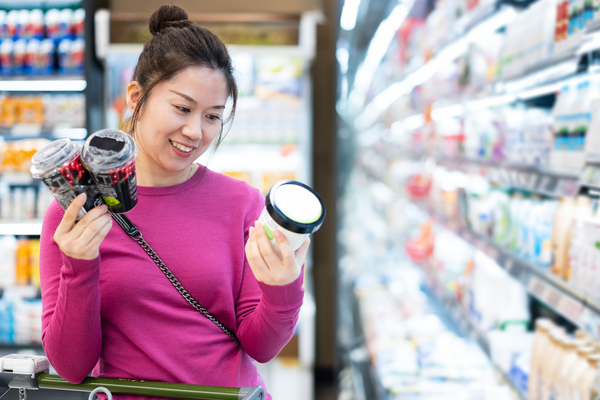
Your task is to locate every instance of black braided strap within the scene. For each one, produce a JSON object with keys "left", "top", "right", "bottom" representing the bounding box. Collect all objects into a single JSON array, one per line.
[{"left": 108, "top": 211, "right": 241, "bottom": 346}]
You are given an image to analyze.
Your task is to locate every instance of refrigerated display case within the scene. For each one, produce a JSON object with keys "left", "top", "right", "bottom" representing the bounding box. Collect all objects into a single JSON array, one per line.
[
  {"left": 337, "top": 0, "right": 600, "bottom": 397},
  {"left": 0, "top": 0, "right": 105, "bottom": 356}
]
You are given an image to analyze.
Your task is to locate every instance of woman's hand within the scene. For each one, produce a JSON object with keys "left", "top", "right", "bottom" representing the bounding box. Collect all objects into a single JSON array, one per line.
[
  {"left": 245, "top": 221, "right": 310, "bottom": 286},
  {"left": 54, "top": 193, "right": 113, "bottom": 260}
]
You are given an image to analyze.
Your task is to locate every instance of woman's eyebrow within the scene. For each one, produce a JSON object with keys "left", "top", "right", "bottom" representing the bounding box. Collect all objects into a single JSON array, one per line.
[
  {"left": 169, "top": 90, "right": 197, "bottom": 104},
  {"left": 169, "top": 90, "right": 225, "bottom": 109}
]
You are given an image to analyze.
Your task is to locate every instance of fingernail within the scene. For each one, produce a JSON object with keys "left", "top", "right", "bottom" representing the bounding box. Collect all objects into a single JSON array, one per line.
[
  {"left": 249, "top": 227, "right": 254, "bottom": 236},
  {"left": 102, "top": 205, "right": 108, "bottom": 212},
  {"left": 78, "top": 193, "right": 87, "bottom": 202}
]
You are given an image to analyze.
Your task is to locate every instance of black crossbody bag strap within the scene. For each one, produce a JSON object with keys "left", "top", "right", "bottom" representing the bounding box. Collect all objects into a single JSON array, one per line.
[{"left": 108, "top": 210, "right": 241, "bottom": 346}]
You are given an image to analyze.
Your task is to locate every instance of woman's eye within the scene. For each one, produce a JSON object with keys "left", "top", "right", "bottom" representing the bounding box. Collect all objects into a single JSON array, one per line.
[
  {"left": 176, "top": 106, "right": 190, "bottom": 113},
  {"left": 207, "top": 114, "right": 221, "bottom": 121}
]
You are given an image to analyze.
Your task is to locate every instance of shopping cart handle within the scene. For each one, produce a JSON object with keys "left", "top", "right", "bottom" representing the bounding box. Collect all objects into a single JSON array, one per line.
[
  {"left": 0, "top": 354, "right": 265, "bottom": 400},
  {"left": 37, "top": 374, "right": 265, "bottom": 400}
]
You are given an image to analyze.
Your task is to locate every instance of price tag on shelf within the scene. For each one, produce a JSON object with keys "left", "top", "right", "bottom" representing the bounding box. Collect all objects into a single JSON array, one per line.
[
  {"left": 556, "top": 179, "right": 580, "bottom": 197},
  {"left": 541, "top": 176, "right": 559, "bottom": 194},
  {"left": 528, "top": 277, "right": 584, "bottom": 323},
  {"left": 11, "top": 123, "right": 42, "bottom": 137},
  {"left": 532, "top": 174, "right": 544, "bottom": 192},
  {"left": 545, "top": 286, "right": 562, "bottom": 310},
  {"left": 557, "top": 295, "right": 584, "bottom": 323},
  {"left": 528, "top": 277, "right": 547, "bottom": 299}
]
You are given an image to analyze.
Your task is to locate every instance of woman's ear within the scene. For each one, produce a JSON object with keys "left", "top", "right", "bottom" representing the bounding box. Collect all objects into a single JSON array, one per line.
[{"left": 126, "top": 81, "right": 142, "bottom": 119}]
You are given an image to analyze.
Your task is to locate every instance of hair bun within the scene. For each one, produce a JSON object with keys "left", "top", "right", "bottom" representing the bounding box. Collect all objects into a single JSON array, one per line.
[{"left": 149, "top": 5, "right": 190, "bottom": 36}]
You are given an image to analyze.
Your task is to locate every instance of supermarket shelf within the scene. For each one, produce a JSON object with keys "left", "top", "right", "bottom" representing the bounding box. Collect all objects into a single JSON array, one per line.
[
  {"left": 0, "top": 222, "right": 43, "bottom": 236},
  {"left": 0, "top": 78, "right": 86, "bottom": 92},
  {"left": 0, "top": 128, "right": 87, "bottom": 141},
  {"left": 414, "top": 201, "right": 600, "bottom": 338},
  {"left": 434, "top": 156, "right": 581, "bottom": 198},
  {"left": 0, "top": 344, "right": 44, "bottom": 353},
  {"left": 347, "top": 283, "right": 387, "bottom": 400},
  {"left": 425, "top": 285, "right": 529, "bottom": 400}
]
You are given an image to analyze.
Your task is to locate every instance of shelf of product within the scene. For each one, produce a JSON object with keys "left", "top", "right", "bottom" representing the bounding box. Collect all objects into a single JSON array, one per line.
[
  {"left": 0, "top": 6, "right": 85, "bottom": 77},
  {"left": 0, "top": 236, "right": 41, "bottom": 346},
  {"left": 338, "top": 155, "right": 600, "bottom": 399},
  {"left": 0, "top": 94, "right": 86, "bottom": 138},
  {"left": 351, "top": 265, "right": 523, "bottom": 400},
  {"left": 384, "top": 156, "right": 600, "bottom": 338}
]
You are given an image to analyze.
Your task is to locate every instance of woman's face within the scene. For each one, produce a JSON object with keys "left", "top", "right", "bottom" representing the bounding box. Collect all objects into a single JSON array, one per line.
[{"left": 127, "top": 66, "right": 229, "bottom": 177}]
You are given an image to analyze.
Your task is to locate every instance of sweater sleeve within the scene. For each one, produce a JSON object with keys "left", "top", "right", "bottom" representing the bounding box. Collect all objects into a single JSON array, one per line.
[
  {"left": 234, "top": 191, "right": 305, "bottom": 363},
  {"left": 39, "top": 201, "right": 103, "bottom": 383}
]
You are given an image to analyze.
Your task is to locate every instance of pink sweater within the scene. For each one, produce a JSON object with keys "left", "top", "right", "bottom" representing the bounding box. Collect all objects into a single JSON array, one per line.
[{"left": 39, "top": 166, "right": 304, "bottom": 400}]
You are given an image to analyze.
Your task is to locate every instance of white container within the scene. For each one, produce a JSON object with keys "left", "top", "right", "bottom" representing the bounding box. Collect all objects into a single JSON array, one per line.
[{"left": 258, "top": 180, "right": 325, "bottom": 253}]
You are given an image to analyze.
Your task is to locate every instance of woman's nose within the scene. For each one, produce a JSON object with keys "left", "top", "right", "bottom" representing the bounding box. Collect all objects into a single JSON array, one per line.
[{"left": 181, "top": 116, "right": 203, "bottom": 140}]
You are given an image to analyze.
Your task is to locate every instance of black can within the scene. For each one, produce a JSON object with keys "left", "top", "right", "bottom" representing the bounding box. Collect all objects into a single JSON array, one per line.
[
  {"left": 81, "top": 129, "right": 138, "bottom": 214},
  {"left": 31, "top": 139, "right": 104, "bottom": 220}
]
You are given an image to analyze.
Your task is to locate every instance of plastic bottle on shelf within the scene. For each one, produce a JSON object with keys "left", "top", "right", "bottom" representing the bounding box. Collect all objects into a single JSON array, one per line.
[
  {"left": 15, "top": 239, "right": 30, "bottom": 286},
  {"left": 567, "top": 196, "right": 594, "bottom": 287},
  {"left": 585, "top": 0, "right": 595, "bottom": 27},
  {"left": 571, "top": 78, "right": 600, "bottom": 168},
  {"left": 28, "top": 9, "right": 44, "bottom": 40},
  {"left": 72, "top": 8, "right": 85, "bottom": 38},
  {"left": 578, "top": 353, "right": 600, "bottom": 400},
  {"left": 71, "top": 38, "right": 84, "bottom": 73},
  {"left": 12, "top": 39, "right": 26, "bottom": 75},
  {"left": 581, "top": 214, "right": 600, "bottom": 297},
  {"left": 551, "top": 84, "right": 572, "bottom": 168},
  {"left": 15, "top": 9, "right": 28, "bottom": 39},
  {"left": 44, "top": 9, "right": 60, "bottom": 40},
  {"left": 29, "top": 239, "right": 40, "bottom": 289},
  {"left": 518, "top": 197, "right": 537, "bottom": 260},
  {"left": 549, "top": 334, "right": 573, "bottom": 400},
  {"left": 0, "top": 10, "right": 6, "bottom": 40},
  {"left": 492, "top": 189, "right": 511, "bottom": 245},
  {"left": 59, "top": 8, "right": 73, "bottom": 39},
  {"left": 25, "top": 39, "right": 40, "bottom": 75},
  {"left": 551, "top": 197, "right": 577, "bottom": 278},
  {"left": 5, "top": 10, "right": 18, "bottom": 40},
  {"left": 508, "top": 194, "right": 525, "bottom": 251},
  {"left": 0, "top": 39, "right": 13, "bottom": 75},
  {"left": 568, "top": 0, "right": 586, "bottom": 51},
  {"left": 530, "top": 319, "right": 555, "bottom": 400},
  {"left": 558, "top": 338, "right": 589, "bottom": 400},
  {"left": 541, "top": 328, "right": 567, "bottom": 400},
  {"left": 556, "top": 0, "right": 569, "bottom": 52},
  {"left": 569, "top": 346, "right": 599, "bottom": 400},
  {"left": 0, "top": 235, "right": 17, "bottom": 288},
  {"left": 58, "top": 38, "right": 72, "bottom": 73},
  {"left": 533, "top": 200, "right": 560, "bottom": 268}
]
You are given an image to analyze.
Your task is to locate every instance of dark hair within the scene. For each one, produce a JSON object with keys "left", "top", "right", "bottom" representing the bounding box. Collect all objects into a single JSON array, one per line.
[{"left": 126, "top": 5, "right": 237, "bottom": 149}]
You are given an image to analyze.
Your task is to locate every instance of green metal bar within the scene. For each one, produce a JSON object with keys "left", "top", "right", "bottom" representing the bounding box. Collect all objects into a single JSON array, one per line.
[{"left": 37, "top": 373, "right": 241, "bottom": 400}]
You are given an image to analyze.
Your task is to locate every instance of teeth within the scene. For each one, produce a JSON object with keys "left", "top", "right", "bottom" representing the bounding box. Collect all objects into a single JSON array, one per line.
[{"left": 170, "top": 140, "right": 192, "bottom": 153}]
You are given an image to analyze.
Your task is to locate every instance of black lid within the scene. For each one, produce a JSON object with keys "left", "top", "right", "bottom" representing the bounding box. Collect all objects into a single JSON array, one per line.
[{"left": 265, "top": 180, "right": 326, "bottom": 234}]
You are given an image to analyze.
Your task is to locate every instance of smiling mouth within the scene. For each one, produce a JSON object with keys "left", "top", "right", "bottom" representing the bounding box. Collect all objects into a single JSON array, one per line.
[{"left": 169, "top": 140, "right": 194, "bottom": 153}]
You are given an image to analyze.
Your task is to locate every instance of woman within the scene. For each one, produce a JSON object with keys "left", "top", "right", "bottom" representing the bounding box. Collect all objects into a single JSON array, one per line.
[{"left": 39, "top": 5, "right": 309, "bottom": 399}]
